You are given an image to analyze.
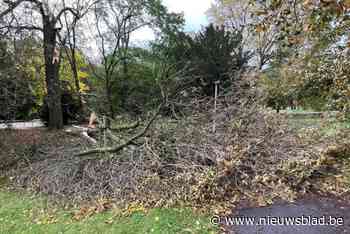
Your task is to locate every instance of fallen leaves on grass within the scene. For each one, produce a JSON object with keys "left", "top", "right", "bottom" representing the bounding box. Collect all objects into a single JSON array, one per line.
[{"left": 72, "top": 198, "right": 113, "bottom": 221}]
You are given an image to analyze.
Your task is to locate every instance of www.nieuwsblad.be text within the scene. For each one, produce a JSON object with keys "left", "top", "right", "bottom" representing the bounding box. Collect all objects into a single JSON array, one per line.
[{"left": 211, "top": 215, "right": 344, "bottom": 226}]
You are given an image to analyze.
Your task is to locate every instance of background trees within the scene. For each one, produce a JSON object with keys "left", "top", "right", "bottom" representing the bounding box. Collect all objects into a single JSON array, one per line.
[
  {"left": 0, "top": 0, "right": 95, "bottom": 129},
  {"left": 1, "top": 0, "right": 349, "bottom": 123},
  {"left": 87, "top": 0, "right": 183, "bottom": 118},
  {"left": 207, "top": 0, "right": 279, "bottom": 70},
  {"left": 247, "top": 0, "right": 350, "bottom": 115},
  {"left": 0, "top": 39, "right": 37, "bottom": 120}
]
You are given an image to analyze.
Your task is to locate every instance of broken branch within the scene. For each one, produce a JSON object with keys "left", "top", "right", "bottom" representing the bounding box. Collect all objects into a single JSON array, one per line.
[{"left": 75, "top": 102, "right": 164, "bottom": 157}]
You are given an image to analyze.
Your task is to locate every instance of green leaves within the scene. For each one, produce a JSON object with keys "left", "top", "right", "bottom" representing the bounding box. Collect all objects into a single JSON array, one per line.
[{"left": 163, "top": 24, "right": 250, "bottom": 96}]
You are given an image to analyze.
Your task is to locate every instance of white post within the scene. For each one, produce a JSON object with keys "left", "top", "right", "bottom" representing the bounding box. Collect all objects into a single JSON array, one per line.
[{"left": 213, "top": 80, "right": 220, "bottom": 133}]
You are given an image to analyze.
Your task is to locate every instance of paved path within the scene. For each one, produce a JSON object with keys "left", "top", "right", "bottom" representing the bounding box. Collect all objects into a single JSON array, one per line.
[
  {"left": 0, "top": 119, "right": 44, "bottom": 129},
  {"left": 223, "top": 197, "right": 350, "bottom": 234}
]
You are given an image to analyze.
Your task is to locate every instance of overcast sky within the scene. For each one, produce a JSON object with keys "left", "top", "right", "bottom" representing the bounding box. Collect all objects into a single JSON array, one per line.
[
  {"left": 164, "top": 0, "right": 212, "bottom": 31},
  {"left": 85, "top": 0, "right": 213, "bottom": 60},
  {"left": 132, "top": 0, "right": 213, "bottom": 42}
]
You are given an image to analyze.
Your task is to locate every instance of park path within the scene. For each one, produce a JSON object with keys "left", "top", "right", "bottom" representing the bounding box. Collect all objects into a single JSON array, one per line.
[{"left": 0, "top": 119, "right": 44, "bottom": 129}]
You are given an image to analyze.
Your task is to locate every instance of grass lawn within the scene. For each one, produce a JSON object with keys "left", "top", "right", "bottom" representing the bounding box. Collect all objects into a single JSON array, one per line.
[
  {"left": 0, "top": 189, "right": 217, "bottom": 234},
  {"left": 287, "top": 115, "right": 350, "bottom": 135}
]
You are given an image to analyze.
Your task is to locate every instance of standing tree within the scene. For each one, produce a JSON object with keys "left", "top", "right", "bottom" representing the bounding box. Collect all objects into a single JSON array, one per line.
[
  {"left": 206, "top": 0, "right": 279, "bottom": 70},
  {"left": 0, "top": 0, "right": 95, "bottom": 129},
  {"left": 190, "top": 24, "right": 252, "bottom": 95},
  {"left": 88, "top": 0, "right": 183, "bottom": 118},
  {"left": 58, "top": 0, "right": 93, "bottom": 108},
  {"left": 165, "top": 24, "right": 252, "bottom": 96}
]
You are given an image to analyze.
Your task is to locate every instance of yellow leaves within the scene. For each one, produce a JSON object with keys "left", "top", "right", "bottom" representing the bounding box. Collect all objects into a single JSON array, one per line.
[
  {"left": 343, "top": 0, "right": 350, "bottom": 9},
  {"left": 104, "top": 217, "right": 114, "bottom": 224},
  {"left": 78, "top": 70, "right": 88, "bottom": 79},
  {"left": 29, "top": 208, "right": 59, "bottom": 225},
  {"left": 60, "top": 50, "right": 90, "bottom": 93},
  {"left": 257, "top": 195, "right": 273, "bottom": 207},
  {"left": 231, "top": 119, "right": 243, "bottom": 129},
  {"left": 287, "top": 35, "right": 305, "bottom": 45},
  {"left": 255, "top": 9, "right": 267, "bottom": 16},
  {"left": 101, "top": 203, "right": 146, "bottom": 224},
  {"left": 316, "top": 175, "right": 350, "bottom": 195},
  {"left": 72, "top": 206, "right": 97, "bottom": 221},
  {"left": 256, "top": 24, "right": 266, "bottom": 33},
  {"left": 122, "top": 202, "right": 147, "bottom": 216},
  {"left": 79, "top": 82, "right": 90, "bottom": 93},
  {"left": 34, "top": 214, "right": 58, "bottom": 225},
  {"left": 72, "top": 198, "right": 113, "bottom": 221},
  {"left": 303, "top": 0, "right": 314, "bottom": 7},
  {"left": 212, "top": 202, "right": 235, "bottom": 215}
]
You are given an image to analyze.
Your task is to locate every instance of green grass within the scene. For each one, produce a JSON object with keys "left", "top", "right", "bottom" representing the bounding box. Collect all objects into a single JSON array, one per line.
[
  {"left": 0, "top": 190, "right": 217, "bottom": 234},
  {"left": 288, "top": 117, "right": 323, "bottom": 130},
  {"left": 287, "top": 115, "right": 350, "bottom": 136}
]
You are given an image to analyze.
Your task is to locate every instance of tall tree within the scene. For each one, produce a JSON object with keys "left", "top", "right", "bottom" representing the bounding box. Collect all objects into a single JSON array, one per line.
[
  {"left": 189, "top": 24, "right": 251, "bottom": 95},
  {"left": 88, "top": 0, "right": 183, "bottom": 118},
  {"left": 206, "top": 0, "right": 279, "bottom": 69}
]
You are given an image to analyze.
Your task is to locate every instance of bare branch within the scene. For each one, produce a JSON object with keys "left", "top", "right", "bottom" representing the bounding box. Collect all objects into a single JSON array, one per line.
[
  {"left": 55, "top": 7, "right": 79, "bottom": 24},
  {"left": 0, "top": 0, "right": 24, "bottom": 19},
  {"left": 1, "top": 0, "right": 45, "bottom": 19}
]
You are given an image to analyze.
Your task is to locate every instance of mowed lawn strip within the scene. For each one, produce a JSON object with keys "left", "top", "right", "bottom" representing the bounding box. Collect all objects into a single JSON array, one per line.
[{"left": 0, "top": 190, "right": 217, "bottom": 234}]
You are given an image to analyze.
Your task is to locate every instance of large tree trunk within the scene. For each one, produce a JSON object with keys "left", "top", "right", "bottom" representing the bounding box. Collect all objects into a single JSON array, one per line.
[{"left": 43, "top": 17, "right": 63, "bottom": 129}]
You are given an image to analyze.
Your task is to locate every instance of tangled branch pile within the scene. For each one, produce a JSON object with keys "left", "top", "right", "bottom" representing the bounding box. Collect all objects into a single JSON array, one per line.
[{"left": 7, "top": 74, "right": 348, "bottom": 210}]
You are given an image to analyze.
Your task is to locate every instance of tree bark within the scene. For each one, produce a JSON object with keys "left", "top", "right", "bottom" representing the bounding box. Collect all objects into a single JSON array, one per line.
[{"left": 43, "top": 16, "right": 63, "bottom": 129}]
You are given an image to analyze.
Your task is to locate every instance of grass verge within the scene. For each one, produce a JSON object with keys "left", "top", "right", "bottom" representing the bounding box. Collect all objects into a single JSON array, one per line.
[{"left": 0, "top": 189, "right": 217, "bottom": 234}]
